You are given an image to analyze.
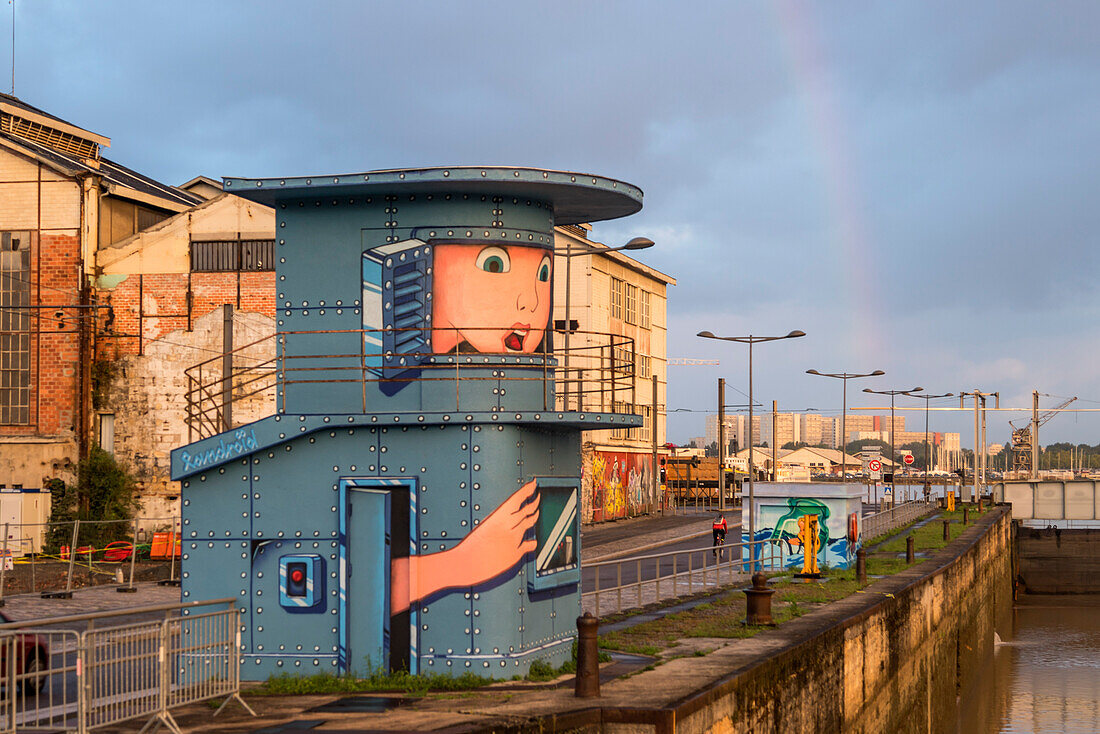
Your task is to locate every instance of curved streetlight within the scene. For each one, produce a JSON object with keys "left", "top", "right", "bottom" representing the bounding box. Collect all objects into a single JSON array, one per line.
[
  {"left": 907, "top": 392, "right": 954, "bottom": 494},
  {"left": 805, "top": 369, "right": 884, "bottom": 478},
  {"left": 559, "top": 237, "right": 654, "bottom": 410},
  {"left": 697, "top": 329, "right": 805, "bottom": 554},
  {"left": 862, "top": 386, "right": 923, "bottom": 500}
]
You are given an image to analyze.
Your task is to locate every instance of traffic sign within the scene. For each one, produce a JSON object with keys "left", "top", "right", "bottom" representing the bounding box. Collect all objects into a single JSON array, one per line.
[
  {"left": 868, "top": 459, "right": 882, "bottom": 472},
  {"left": 903, "top": 454, "right": 915, "bottom": 466}
]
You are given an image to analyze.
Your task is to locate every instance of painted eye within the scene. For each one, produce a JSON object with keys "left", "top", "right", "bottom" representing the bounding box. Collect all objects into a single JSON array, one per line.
[
  {"left": 537, "top": 256, "right": 551, "bottom": 282},
  {"left": 475, "top": 246, "right": 510, "bottom": 274}
]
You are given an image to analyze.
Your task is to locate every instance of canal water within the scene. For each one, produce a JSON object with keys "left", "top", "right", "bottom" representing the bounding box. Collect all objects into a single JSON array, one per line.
[{"left": 957, "top": 594, "right": 1100, "bottom": 733}]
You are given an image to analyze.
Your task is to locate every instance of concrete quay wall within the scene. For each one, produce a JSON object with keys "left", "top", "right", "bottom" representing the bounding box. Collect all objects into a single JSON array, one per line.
[
  {"left": 675, "top": 509, "right": 1013, "bottom": 734},
  {"left": 505, "top": 508, "right": 1013, "bottom": 734}
]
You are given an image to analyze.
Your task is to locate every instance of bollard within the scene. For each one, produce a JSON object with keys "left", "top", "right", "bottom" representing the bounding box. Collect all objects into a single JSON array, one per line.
[
  {"left": 906, "top": 535, "right": 915, "bottom": 564},
  {"left": 856, "top": 549, "right": 867, "bottom": 584},
  {"left": 743, "top": 572, "right": 775, "bottom": 625},
  {"left": 976, "top": 495, "right": 983, "bottom": 513},
  {"left": 575, "top": 612, "right": 600, "bottom": 698},
  {"left": 943, "top": 519, "right": 950, "bottom": 542},
  {"left": 963, "top": 506, "right": 969, "bottom": 525}
]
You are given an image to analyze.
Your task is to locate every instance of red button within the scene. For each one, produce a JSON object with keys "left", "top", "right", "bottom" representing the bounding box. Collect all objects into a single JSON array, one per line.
[{"left": 290, "top": 569, "right": 304, "bottom": 584}]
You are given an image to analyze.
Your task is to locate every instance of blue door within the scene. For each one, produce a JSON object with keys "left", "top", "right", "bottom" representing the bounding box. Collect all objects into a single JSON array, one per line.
[{"left": 343, "top": 485, "right": 390, "bottom": 675}]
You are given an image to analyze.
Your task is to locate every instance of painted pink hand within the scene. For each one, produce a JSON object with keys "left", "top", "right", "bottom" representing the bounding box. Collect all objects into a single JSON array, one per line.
[
  {"left": 391, "top": 480, "right": 541, "bottom": 615},
  {"left": 453, "top": 479, "right": 540, "bottom": 585}
]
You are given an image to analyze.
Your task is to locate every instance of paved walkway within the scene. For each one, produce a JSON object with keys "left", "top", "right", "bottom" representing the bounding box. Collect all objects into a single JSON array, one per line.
[{"left": 582, "top": 509, "right": 719, "bottom": 561}]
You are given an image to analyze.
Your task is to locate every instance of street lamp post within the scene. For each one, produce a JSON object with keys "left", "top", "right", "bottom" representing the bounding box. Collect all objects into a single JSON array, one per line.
[
  {"left": 862, "top": 386, "right": 922, "bottom": 501},
  {"left": 804, "top": 369, "right": 885, "bottom": 480},
  {"left": 908, "top": 392, "right": 954, "bottom": 497},
  {"left": 559, "top": 237, "right": 653, "bottom": 411},
  {"left": 697, "top": 330, "right": 805, "bottom": 561}
]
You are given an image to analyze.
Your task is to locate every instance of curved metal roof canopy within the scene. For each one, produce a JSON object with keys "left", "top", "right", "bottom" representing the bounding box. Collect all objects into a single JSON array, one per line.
[{"left": 223, "top": 166, "right": 643, "bottom": 225}]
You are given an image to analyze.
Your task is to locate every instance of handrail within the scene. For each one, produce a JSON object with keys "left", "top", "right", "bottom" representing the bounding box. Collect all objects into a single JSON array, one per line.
[
  {"left": 581, "top": 537, "right": 787, "bottom": 616},
  {"left": 184, "top": 327, "right": 639, "bottom": 440}
]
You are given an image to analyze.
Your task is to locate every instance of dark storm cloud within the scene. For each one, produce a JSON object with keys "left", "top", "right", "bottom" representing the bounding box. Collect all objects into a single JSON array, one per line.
[{"left": 6, "top": 0, "right": 1099, "bottom": 443}]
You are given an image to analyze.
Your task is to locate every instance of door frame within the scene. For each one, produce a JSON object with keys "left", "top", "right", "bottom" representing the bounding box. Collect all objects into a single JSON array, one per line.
[{"left": 338, "top": 477, "right": 419, "bottom": 673}]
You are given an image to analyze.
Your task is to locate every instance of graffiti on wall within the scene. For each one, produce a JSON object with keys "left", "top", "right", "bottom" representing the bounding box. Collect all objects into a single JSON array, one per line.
[
  {"left": 583, "top": 450, "right": 652, "bottom": 522},
  {"left": 753, "top": 497, "right": 856, "bottom": 570}
]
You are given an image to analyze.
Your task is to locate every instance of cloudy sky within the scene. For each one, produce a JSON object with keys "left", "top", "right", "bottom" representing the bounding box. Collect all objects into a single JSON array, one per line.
[{"left": 7, "top": 1, "right": 1099, "bottom": 447}]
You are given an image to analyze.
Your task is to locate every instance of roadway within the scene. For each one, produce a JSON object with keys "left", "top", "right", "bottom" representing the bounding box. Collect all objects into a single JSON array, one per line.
[{"left": 581, "top": 518, "right": 740, "bottom": 593}]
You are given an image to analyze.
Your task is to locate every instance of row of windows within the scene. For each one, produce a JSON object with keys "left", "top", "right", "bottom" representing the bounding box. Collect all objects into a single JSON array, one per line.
[
  {"left": 611, "top": 402, "right": 653, "bottom": 443},
  {"left": 191, "top": 240, "right": 276, "bottom": 272},
  {"left": 0, "top": 232, "right": 30, "bottom": 425},
  {"left": 609, "top": 278, "right": 653, "bottom": 329}
]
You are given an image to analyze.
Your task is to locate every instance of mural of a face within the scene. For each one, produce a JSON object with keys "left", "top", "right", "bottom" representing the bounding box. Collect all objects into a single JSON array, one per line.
[{"left": 431, "top": 243, "right": 552, "bottom": 353}]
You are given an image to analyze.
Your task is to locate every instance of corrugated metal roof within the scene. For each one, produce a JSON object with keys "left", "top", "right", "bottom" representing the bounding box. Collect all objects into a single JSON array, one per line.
[{"left": 0, "top": 128, "right": 202, "bottom": 209}]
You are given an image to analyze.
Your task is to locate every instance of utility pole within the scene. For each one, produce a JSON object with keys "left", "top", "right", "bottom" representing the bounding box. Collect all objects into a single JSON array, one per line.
[
  {"left": 222, "top": 303, "right": 234, "bottom": 432},
  {"left": 1031, "top": 390, "right": 1040, "bottom": 480},
  {"left": 771, "top": 400, "right": 778, "bottom": 482},
  {"left": 717, "top": 378, "right": 726, "bottom": 511},
  {"left": 961, "top": 390, "right": 998, "bottom": 502},
  {"left": 651, "top": 374, "right": 659, "bottom": 515}
]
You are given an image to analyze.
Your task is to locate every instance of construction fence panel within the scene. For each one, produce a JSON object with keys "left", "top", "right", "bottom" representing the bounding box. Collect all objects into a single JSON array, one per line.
[
  {"left": 0, "top": 517, "right": 182, "bottom": 602},
  {"left": 167, "top": 608, "right": 239, "bottom": 711},
  {"left": 0, "top": 599, "right": 246, "bottom": 734},
  {"left": 0, "top": 629, "right": 81, "bottom": 734}
]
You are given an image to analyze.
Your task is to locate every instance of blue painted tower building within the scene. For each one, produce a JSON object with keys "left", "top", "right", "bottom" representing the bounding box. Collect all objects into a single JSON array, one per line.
[{"left": 171, "top": 167, "right": 645, "bottom": 679}]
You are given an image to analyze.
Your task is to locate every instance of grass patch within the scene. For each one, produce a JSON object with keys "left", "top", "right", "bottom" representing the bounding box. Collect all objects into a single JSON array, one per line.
[
  {"left": 598, "top": 568, "right": 870, "bottom": 655},
  {"left": 876, "top": 510, "right": 967, "bottom": 554},
  {"left": 255, "top": 669, "right": 493, "bottom": 697}
]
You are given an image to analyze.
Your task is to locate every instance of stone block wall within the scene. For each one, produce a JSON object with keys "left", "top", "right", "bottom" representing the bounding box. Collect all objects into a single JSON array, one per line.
[{"left": 103, "top": 307, "right": 276, "bottom": 514}]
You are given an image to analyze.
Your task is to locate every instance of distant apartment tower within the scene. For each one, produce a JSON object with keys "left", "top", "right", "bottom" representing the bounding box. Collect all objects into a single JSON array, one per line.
[
  {"left": 800, "top": 413, "right": 828, "bottom": 446},
  {"left": 843, "top": 414, "right": 875, "bottom": 444},
  {"left": 704, "top": 413, "right": 760, "bottom": 451},
  {"left": 762, "top": 412, "right": 800, "bottom": 448}
]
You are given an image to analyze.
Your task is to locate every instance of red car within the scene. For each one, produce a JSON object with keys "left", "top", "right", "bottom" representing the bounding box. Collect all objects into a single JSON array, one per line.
[{"left": 0, "top": 611, "right": 49, "bottom": 693}]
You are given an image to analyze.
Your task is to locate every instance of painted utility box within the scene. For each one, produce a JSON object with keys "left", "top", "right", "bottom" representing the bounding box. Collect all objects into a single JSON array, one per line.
[
  {"left": 743, "top": 483, "right": 863, "bottom": 570},
  {"left": 171, "top": 167, "right": 644, "bottom": 680}
]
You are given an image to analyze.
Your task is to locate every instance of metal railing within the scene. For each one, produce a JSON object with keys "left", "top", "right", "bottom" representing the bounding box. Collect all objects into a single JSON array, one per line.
[
  {"left": 185, "top": 327, "right": 638, "bottom": 440},
  {"left": 581, "top": 539, "right": 787, "bottom": 617},
  {"left": 0, "top": 598, "right": 252, "bottom": 734},
  {"left": 862, "top": 500, "right": 938, "bottom": 540}
]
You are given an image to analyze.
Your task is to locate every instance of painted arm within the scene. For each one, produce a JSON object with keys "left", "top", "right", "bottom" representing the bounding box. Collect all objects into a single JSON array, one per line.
[{"left": 391, "top": 479, "right": 540, "bottom": 615}]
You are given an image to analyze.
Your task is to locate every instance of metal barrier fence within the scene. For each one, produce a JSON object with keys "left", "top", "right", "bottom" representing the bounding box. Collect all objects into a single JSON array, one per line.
[
  {"left": 0, "top": 598, "right": 252, "bottom": 734},
  {"left": 0, "top": 518, "right": 182, "bottom": 602},
  {"left": 862, "top": 500, "right": 938, "bottom": 541},
  {"left": 581, "top": 539, "right": 787, "bottom": 617}
]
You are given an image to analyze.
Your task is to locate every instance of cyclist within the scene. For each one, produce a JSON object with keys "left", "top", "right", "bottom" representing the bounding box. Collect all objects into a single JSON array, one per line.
[{"left": 712, "top": 514, "right": 728, "bottom": 556}]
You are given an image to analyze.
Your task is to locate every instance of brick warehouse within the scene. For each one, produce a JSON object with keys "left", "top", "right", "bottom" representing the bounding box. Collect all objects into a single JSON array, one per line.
[
  {"left": 0, "top": 95, "right": 671, "bottom": 541},
  {"left": 0, "top": 94, "right": 275, "bottom": 545}
]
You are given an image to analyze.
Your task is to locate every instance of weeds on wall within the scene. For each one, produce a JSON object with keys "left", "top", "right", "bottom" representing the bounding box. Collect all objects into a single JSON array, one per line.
[
  {"left": 90, "top": 360, "right": 118, "bottom": 411},
  {"left": 45, "top": 446, "right": 139, "bottom": 551}
]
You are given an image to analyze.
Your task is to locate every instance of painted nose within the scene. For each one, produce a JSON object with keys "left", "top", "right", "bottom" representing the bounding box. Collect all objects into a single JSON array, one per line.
[{"left": 515, "top": 279, "right": 540, "bottom": 312}]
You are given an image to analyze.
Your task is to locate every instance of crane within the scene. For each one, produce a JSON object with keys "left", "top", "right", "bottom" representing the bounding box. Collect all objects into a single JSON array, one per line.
[
  {"left": 668, "top": 358, "right": 719, "bottom": 366},
  {"left": 1009, "top": 393, "right": 1076, "bottom": 474}
]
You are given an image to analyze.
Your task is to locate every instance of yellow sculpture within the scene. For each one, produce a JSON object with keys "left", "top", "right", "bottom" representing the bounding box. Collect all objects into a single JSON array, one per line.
[{"left": 797, "top": 514, "right": 820, "bottom": 576}]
